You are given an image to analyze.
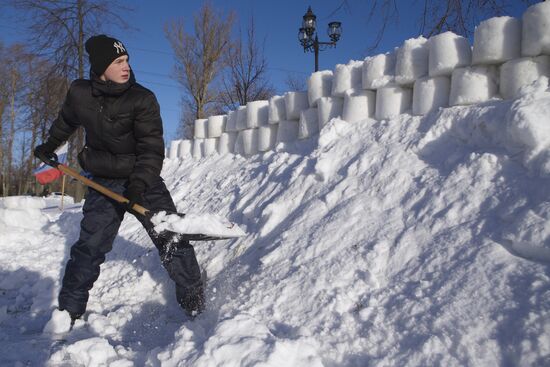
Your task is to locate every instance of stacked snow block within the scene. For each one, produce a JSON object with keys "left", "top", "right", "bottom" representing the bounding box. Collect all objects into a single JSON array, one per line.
[
  {"left": 298, "top": 108, "right": 319, "bottom": 139},
  {"left": 318, "top": 96, "right": 344, "bottom": 129},
  {"left": 342, "top": 89, "right": 375, "bottom": 123},
  {"left": 363, "top": 51, "right": 396, "bottom": 90},
  {"left": 277, "top": 91, "right": 308, "bottom": 144},
  {"left": 308, "top": 71, "right": 333, "bottom": 107},
  {"left": 395, "top": 37, "right": 429, "bottom": 86},
  {"left": 168, "top": 139, "right": 181, "bottom": 159},
  {"left": 332, "top": 60, "right": 363, "bottom": 97},
  {"left": 172, "top": 2, "right": 550, "bottom": 160},
  {"left": 178, "top": 140, "right": 192, "bottom": 158},
  {"left": 376, "top": 86, "right": 412, "bottom": 120}
]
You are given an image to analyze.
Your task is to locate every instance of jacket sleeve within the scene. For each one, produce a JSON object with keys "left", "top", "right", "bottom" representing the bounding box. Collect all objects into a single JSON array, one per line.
[
  {"left": 129, "top": 92, "right": 165, "bottom": 187},
  {"left": 47, "top": 81, "right": 81, "bottom": 147}
]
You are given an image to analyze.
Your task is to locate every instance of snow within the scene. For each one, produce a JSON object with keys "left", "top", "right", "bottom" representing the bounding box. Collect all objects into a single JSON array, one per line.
[
  {"left": 429, "top": 32, "right": 471, "bottom": 77},
  {"left": 395, "top": 36, "right": 429, "bottom": 85},
  {"left": 342, "top": 88, "right": 375, "bottom": 123},
  {"left": 236, "top": 106, "right": 248, "bottom": 131},
  {"left": 413, "top": 76, "right": 451, "bottom": 116},
  {"left": 307, "top": 70, "right": 333, "bottom": 107},
  {"left": 193, "top": 119, "right": 207, "bottom": 139},
  {"left": 284, "top": 91, "right": 309, "bottom": 120},
  {"left": 449, "top": 65, "right": 499, "bottom": 106},
  {"left": 177, "top": 140, "right": 192, "bottom": 158},
  {"left": 207, "top": 115, "right": 227, "bottom": 138},
  {"left": 218, "top": 132, "right": 237, "bottom": 155},
  {"left": 268, "top": 95, "right": 286, "bottom": 123},
  {"left": 362, "top": 51, "right": 396, "bottom": 90},
  {"left": 275, "top": 119, "right": 299, "bottom": 144},
  {"left": 375, "top": 86, "right": 412, "bottom": 120},
  {"left": 203, "top": 138, "right": 217, "bottom": 156},
  {"left": 2, "top": 80, "right": 549, "bottom": 366},
  {"left": 317, "top": 96, "right": 344, "bottom": 129},
  {"left": 258, "top": 125, "right": 278, "bottom": 152},
  {"left": 500, "top": 56, "right": 550, "bottom": 100},
  {"left": 225, "top": 110, "right": 238, "bottom": 132},
  {"left": 472, "top": 16, "right": 522, "bottom": 65},
  {"left": 522, "top": 1, "right": 550, "bottom": 57},
  {"left": 246, "top": 100, "right": 269, "bottom": 129},
  {"left": 331, "top": 60, "right": 363, "bottom": 96},
  {"left": 297, "top": 107, "right": 319, "bottom": 140},
  {"left": 150, "top": 212, "right": 246, "bottom": 238},
  {"left": 192, "top": 138, "right": 204, "bottom": 159}
]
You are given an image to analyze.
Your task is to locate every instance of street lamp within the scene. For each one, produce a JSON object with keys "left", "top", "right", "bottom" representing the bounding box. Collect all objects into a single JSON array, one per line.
[{"left": 298, "top": 6, "right": 342, "bottom": 72}]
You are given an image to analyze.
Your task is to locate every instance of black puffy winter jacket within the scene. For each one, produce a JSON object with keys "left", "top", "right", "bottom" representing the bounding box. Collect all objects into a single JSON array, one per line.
[{"left": 46, "top": 71, "right": 164, "bottom": 188}]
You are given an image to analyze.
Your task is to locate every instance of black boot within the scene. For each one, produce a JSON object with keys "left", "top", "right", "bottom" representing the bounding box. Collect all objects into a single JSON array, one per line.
[{"left": 177, "top": 284, "right": 205, "bottom": 317}]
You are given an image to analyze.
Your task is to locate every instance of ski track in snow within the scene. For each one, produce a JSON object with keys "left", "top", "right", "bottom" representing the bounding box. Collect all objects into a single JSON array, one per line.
[{"left": 1, "top": 86, "right": 550, "bottom": 366}]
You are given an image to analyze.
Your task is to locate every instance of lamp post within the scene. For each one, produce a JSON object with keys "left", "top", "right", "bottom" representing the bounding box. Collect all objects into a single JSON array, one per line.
[{"left": 298, "top": 6, "right": 342, "bottom": 72}]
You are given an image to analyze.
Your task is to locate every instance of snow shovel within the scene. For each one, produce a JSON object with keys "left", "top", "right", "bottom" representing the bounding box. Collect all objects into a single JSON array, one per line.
[{"left": 44, "top": 158, "right": 244, "bottom": 241}]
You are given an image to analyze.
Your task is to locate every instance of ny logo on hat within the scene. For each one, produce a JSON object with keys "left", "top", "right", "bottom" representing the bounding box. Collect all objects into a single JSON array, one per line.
[{"left": 113, "top": 41, "right": 126, "bottom": 54}]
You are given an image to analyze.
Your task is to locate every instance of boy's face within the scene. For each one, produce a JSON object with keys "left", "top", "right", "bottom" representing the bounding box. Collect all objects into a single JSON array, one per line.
[{"left": 101, "top": 55, "right": 130, "bottom": 84}]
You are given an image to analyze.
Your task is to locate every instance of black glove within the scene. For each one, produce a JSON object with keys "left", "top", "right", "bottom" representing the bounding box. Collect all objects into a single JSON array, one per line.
[
  {"left": 34, "top": 140, "right": 59, "bottom": 166},
  {"left": 124, "top": 179, "right": 147, "bottom": 212}
]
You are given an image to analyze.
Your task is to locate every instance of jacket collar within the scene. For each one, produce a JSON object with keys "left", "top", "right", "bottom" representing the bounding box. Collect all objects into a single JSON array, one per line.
[{"left": 90, "top": 69, "right": 136, "bottom": 97}]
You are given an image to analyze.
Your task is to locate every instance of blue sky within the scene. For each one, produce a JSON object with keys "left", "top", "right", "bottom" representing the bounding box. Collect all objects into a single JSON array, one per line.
[{"left": 0, "top": 0, "right": 533, "bottom": 142}]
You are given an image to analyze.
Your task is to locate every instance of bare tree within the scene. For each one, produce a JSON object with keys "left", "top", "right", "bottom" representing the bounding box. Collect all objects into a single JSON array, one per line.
[
  {"left": 284, "top": 72, "right": 307, "bottom": 92},
  {"left": 340, "top": 0, "right": 538, "bottom": 51},
  {"left": 165, "top": 2, "right": 235, "bottom": 138},
  {"left": 218, "top": 17, "right": 275, "bottom": 111}
]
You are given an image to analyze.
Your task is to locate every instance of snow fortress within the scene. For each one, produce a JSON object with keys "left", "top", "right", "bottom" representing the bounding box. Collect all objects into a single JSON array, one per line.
[{"left": 168, "top": 2, "right": 550, "bottom": 159}]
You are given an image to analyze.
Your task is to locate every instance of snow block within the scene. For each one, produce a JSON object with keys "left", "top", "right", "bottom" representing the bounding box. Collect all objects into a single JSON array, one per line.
[
  {"left": 449, "top": 65, "right": 499, "bottom": 106},
  {"left": 395, "top": 37, "right": 429, "bottom": 86},
  {"left": 242, "top": 128, "right": 259, "bottom": 156},
  {"left": 204, "top": 138, "right": 218, "bottom": 156},
  {"left": 194, "top": 118, "right": 207, "bottom": 139},
  {"left": 412, "top": 76, "right": 451, "bottom": 115},
  {"left": 308, "top": 70, "right": 333, "bottom": 107},
  {"left": 236, "top": 106, "right": 248, "bottom": 131},
  {"left": 375, "top": 86, "right": 412, "bottom": 120},
  {"left": 207, "top": 115, "right": 227, "bottom": 138},
  {"left": 522, "top": 2, "right": 550, "bottom": 57},
  {"left": 225, "top": 110, "right": 238, "bottom": 132},
  {"left": 258, "top": 124, "right": 278, "bottom": 152},
  {"left": 298, "top": 108, "right": 319, "bottom": 139},
  {"left": 473, "top": 16, "right": 522, "bottom": 65},
  {"left": 276, "top": 120, "right": 300, "bottom": 144},
  {"left": 168, "top": 139, "right": 181, "bottom": 159},
  {"left": 192, "top": 139, "right": 204, "bottom": 159},
  {"left": 234, "top": 131, "right": 245, "bottom": 156},
  {"left": 246, "top": 100, "right": 269, "bottom": 128},
  {"left": 178, "top": 140, "right": 192, "bottom": 157},
  {"left": 429, "top": 31, "right": 472, "bottom": 77},
  {"left": 362, "top": 52, "right": 396, "bottom": 90},
  {"left": 268, "top": 95, "right": 286, "bottom": 123},
  {"left": 217, "top": 132, "right": 238, "bottom": 154},
  {"left": 500, "top": 56, "right": 550, "bottom": 100},
  {"left": 284, "top": 91, "right": 309, "bottom": 120},
  {"left": 342, "top": 89, "right": 376, "bottom": 123},
  {"left": 317, "top": 96, "right": 344, "bottom": 129},
  {"left": 332, "top": 60, "right": 363, "bottom": 96}
]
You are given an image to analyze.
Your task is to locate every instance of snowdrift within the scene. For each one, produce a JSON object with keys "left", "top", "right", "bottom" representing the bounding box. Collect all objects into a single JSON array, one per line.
[{"left": 1, "top": 78, "right": 549, "bottom": 366}]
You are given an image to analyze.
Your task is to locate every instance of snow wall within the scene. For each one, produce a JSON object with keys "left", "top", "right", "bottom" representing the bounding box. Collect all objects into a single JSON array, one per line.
[{"left": 167, "top": 3, "right": 550, "bottom": 159}]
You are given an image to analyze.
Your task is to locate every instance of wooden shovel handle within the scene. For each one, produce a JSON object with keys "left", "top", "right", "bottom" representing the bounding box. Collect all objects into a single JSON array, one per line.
[{"left": 57, "top": 164, "right": 149, "bottom": 216}]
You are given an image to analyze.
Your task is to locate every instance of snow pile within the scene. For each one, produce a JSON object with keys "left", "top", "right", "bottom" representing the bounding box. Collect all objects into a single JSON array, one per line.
[
  {"left": 151, "top": 212, "right": 246, "bottom": 238},
  {"left": 522, "top": 1, "right": 550, "bottom": 56},
  {"left": 2, "top": 82, "right": 549, "bottom": 366}
]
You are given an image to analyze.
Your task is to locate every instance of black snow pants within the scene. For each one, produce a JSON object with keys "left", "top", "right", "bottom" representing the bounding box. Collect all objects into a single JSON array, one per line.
[{"left": 58, "top": 176, "right": 202, "bottom": 317}]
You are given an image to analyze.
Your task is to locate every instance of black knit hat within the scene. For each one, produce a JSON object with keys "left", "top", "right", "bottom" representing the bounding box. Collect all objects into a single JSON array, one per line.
[{"left": 85, "top": 35, "right": 129, "bottom": 76}]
